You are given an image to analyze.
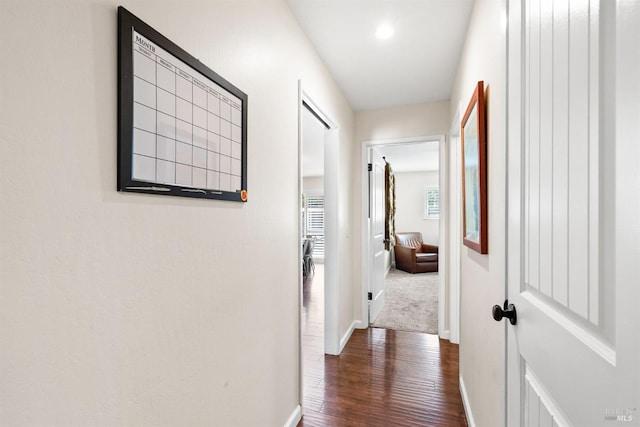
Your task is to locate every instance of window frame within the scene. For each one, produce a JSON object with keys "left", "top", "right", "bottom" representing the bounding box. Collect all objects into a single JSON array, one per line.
[
  {"left": 424, "top": 186, "right": 440, "bottom": 219},
  {"left": 302, "top": 192, "right": 325, "bottom": 259}
]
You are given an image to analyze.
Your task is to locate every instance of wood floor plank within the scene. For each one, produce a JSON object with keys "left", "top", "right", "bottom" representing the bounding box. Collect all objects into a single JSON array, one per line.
[{"left": 300, "top": 266, "right": 468, "bottom": 426}]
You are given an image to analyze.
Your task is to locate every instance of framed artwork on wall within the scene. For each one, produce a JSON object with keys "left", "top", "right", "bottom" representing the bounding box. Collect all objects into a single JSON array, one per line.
[{"left": 461, "top": 81, "right": 488, "bottom": 254}]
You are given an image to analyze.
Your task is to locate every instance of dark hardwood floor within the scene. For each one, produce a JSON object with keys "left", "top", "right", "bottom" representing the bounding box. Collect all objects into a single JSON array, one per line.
[{"left": 300, "top": 265, "right": 468, "bottom": 427}]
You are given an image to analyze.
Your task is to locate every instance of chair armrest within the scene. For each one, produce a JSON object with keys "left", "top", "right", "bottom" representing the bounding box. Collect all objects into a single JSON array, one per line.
[
  {"left": 395, "top": 244, "right": 417, "bottom": 257},
  {"left": 395, "top": 245, "right": 416, "bottom": 265},
  {"left": 394, "top": 244, "right": 418, "bottom": 273},
  {"left": 420, "top": 244, "right": 439, "bottom": 254}
]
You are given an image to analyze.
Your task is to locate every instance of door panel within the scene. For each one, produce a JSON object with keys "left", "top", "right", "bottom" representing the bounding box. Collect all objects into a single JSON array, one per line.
[
  {"left": 507, "top": 1, "right": 639, "bottom": 425},
  {"left": 522, "top": 0, "right": 601, "bottom": 324},
  {"left": 524, "top": 367, "right": 569, "bottom": 427},
  {"left": 369, "top": 148, "right": 386, "bottom": 323}
]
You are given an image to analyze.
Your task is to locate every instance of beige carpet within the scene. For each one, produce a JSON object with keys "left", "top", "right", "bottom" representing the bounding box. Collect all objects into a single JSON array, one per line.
[{"left": 371, "top": 268, "right": 439, "bottom": 334}]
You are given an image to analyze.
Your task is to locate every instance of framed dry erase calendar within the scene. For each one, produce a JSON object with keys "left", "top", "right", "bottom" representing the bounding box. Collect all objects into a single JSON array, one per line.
[{"left": 117, "top": 6, "right": 248, "bottom": 202}]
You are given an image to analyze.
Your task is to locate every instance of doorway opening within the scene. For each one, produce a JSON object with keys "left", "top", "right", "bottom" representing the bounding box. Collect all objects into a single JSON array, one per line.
[
  {"left": 300, "top": 101, "right": 327, "bottom": 390},
  {"left": 361, "top": 135, "right": 453, "bottom": 339},
  {"left": 297, "top": 84, "right": 340, "bottom": 415}
]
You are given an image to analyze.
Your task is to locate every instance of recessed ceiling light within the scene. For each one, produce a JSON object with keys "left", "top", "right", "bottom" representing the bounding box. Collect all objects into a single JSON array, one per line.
[{"left": 375, "top": 23, "right": 394, "bottom": 40}]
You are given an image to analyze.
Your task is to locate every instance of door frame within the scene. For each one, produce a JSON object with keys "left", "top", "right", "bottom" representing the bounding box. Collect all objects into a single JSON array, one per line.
[
  {"left": 298, "top": 83, "right": 341, "bottom": 416},
  {"left": 360, "top": 134, "right": 453, "bottom": 337},
  {"left": 297, "top": 83, "right": 341, "bottom": 398},
  {"left": 447, "top": 105, "right": 462, "bottom": 344}
]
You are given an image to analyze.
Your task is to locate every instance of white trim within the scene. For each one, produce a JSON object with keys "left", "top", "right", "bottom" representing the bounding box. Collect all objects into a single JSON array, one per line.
[
  {"left": 339, "top": 320, "right": 363, "bottom": 353},
  {"left": 505, "top": 1, "right": 523, "bottom": 424},
  {"left": 459, "top": 375, "right": 476, "bottom": 427},
  {"left": 525, "top": 366, "right": 573, "bottom": 427},
  {"left": 361, "top": 135, "right": 447, "bottom": 331},
  {"left": 299, "top": 87, "right": 341, "bottom": 355},
  {"left": 283, "top": 405, "right": 302, "bottom": 427},
  {"left": 360, "top": 144, "right": 371, "bottom": 327},
  {"left": 362, "top": 135, "right": 441, "bottom": 147},
  {"left": 297, "top": 82, "right": 342, "bottom": 417},
  {"left": 300, "top": 89, "right": 340, "bottom": 356},
  {"left": 353, "top": 320, "right": 367, "bottom": 330},
  {"left": 522, "top": 291, "right": 616, "bottom": 366},
  {"left": 296, "top": 81, "right": 304, "bottom": 417},
  {"left": 447, "top": 104, "right": 462, "bottom": 344},
  {"left": 301, "top": 95, "right": 334, "bottom": 130},
  {"left": 436, "top": 135, "right": 447, "bottom": 338},
  {"left": 322, "top": 126, "right": 340, "bottom": 355}
]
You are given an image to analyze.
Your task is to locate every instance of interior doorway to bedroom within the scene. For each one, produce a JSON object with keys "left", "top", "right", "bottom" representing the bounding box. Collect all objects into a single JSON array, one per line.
[{"left": 362, "top": 135, "right": 449, "bottom": 339}]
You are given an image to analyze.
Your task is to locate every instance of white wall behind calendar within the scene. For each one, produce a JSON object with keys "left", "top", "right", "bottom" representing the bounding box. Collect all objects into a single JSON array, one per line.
[{"left": 0, "top": 1, "right": 354, "bottom": 425}]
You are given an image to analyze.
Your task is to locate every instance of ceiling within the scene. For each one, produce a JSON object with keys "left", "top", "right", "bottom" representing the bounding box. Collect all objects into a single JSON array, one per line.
[{"left": 286, "top": 0, "right": 475, "bottom": 112}]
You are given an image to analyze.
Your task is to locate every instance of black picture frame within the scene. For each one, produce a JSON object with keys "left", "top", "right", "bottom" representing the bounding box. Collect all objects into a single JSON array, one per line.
[{"left": 118, "top": 6, "right": 248, "bottom": 202}]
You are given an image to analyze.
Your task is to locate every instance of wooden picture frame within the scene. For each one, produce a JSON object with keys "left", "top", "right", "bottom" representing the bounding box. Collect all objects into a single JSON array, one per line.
[{"left": 461, "top": 81, "right": 487, "bottom": 254}]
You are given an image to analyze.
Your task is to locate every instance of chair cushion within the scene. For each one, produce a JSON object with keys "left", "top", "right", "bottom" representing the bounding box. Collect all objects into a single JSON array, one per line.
[
  {"left": 416, "top": 253, "right": 438, "bottom": 263},
  {"left": 395, "top": 232, "right": 424, "bottom": 249}
]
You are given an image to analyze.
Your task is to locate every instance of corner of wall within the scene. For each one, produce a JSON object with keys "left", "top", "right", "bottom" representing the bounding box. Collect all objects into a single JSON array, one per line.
[
  {"left": 283, "top": 405, "right": 302, "bottom": 427},
  {"left": 459, "top": 375, "right": 477, "bottom": 427}
]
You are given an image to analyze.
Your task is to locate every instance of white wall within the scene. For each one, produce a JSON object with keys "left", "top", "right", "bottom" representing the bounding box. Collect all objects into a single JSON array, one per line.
[
  {"left": 0, "top": 1, "right": 354, "bottom": 425},
  {"left": 354, "top": 101, "right": 450, "bottom": 143},
  {"left": 393, "top": 171, "right": 439, "bottom": 245},
  {"left": 301, "top": 107, "right": 325, "bottom": 178},
  {"left": 353, "top": 102, "right": 449, "bottom": 320},
  {"left": 449, "top": 1, "right": 507, "bottom": 426},
  {"left": 302, "top": 176, "right": 324, "bottom": 193}
]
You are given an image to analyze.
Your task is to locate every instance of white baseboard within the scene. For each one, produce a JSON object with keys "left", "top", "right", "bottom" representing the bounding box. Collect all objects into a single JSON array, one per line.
[
  {"left": 283, "top": 404, "right": 302, "bottom": 427},
  {"left": 459, "top": 375, "right": 476, "bottom": 427},
  {"left": 339, "top": 320, "right": 362, "bottom": 353},
  {"left": 440, "top": 329, "right": 450, "bottom": 340}
]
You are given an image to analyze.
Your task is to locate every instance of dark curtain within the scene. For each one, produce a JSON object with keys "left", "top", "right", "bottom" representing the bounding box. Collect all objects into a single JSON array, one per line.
[{"left": 384, "top": 162, "right": 396, "bottom": 251}]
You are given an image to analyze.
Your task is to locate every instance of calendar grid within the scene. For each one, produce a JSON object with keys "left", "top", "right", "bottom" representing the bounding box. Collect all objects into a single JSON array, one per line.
[{"left": 131, "top": 31, "right": 243, "bottom": 193}]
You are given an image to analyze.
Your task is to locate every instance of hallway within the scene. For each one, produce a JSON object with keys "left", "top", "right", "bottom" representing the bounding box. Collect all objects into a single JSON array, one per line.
[{"left": 300, "top": 266, "right": 467, "bottom": 426}]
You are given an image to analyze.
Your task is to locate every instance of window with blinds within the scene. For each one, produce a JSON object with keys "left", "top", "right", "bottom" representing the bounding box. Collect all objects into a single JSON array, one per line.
[
  {"left": 303, "top": 193, "right": 325, "bottom": 259},
  {"left": 424, "top": 187, "right": 440, "bottom": 219}
]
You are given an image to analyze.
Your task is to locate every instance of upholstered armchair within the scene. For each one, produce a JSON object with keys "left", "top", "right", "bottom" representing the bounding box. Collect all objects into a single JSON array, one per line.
[{"left": 394, "top": 232, "right": 439, "bottom": 273}]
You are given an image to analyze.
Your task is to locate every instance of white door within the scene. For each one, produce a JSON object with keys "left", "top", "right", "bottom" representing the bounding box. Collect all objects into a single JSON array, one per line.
[
  {"left": 506, "top": 1, "right": 640, "bottom": 426},
  {"left": 369, "top": 148, "right": 386, "bottom": 323}
]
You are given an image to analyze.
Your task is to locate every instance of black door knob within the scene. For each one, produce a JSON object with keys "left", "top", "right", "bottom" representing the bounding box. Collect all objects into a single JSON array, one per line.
[{"left": 492, "top": 299, "right": 517, "bottom": 325}]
